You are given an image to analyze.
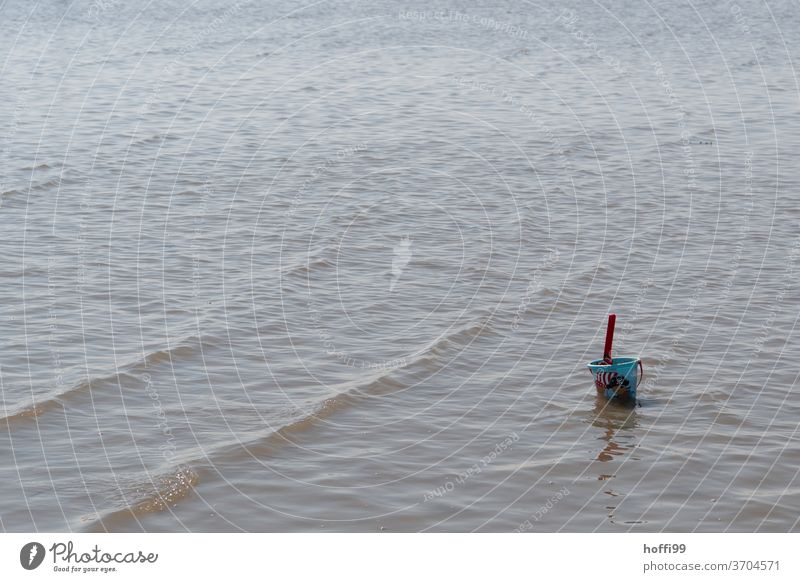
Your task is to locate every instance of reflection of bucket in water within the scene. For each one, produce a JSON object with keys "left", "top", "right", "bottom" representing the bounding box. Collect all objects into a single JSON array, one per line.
[
  {"left": 591, "top": 395, "right": 638, "bottom": 465},
  {"left": 587, "top": 357, "right": 642, "bottom": 403}
]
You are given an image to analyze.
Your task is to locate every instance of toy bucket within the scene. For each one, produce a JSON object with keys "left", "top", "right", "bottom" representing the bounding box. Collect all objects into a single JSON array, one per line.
[{"left": 587, "top": 357, "right": 642, "bottom": 403}]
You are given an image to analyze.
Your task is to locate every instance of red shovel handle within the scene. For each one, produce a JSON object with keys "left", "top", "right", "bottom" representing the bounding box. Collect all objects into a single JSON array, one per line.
[{"left": 603, "top": 313, "right": 616, "bottom": 364}]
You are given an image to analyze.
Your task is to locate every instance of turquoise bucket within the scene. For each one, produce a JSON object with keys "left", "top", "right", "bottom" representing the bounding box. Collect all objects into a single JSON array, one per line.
[{"left": 587, "top": 357, "right": 642, "bottom": 403}]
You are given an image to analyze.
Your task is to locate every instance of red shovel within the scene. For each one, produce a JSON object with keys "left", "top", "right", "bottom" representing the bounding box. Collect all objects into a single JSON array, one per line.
[{"left": 603, "top": 313, "right": 616, "bottom": 364}]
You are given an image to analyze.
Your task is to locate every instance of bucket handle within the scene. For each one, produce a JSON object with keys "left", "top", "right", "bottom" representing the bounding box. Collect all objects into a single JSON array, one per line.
[{"left": 638, "top": 359, "right": 644, "bottom": 382}]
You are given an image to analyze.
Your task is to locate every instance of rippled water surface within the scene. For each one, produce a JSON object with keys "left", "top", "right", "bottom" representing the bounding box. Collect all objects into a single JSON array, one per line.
[{"left": 1, "top": 0, "right": 799, "bottom": 532}]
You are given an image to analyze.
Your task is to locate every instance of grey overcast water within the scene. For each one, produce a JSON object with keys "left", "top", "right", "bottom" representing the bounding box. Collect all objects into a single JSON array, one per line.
[{"left": 1, "top": 0, "right": 799, "bottom": 532}]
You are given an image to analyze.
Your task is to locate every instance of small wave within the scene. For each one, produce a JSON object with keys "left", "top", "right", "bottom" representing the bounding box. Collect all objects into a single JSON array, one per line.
[
  {"left": 280, "top": 246, "right": 339, "bottom": 276},
  {"left": 125, "top": 466, "right": 199, "bottom": 513},
  {"left": 282, "top": 256, "right": 335, "bottom": 275},
  {"left": 408, "top": 318, "right": 494, "bottom": 358},
  {"left": 22, "top": 162, "right": 58, "bottom": 171},
  {"left": 82, "top": 465, "right": 199, "bottom": 530},
  {"left": 504, "top": 47, "right": 530, "bottom": 60},
  {"left": 464, "top": 264, "right": 528, "bottom": 282},
  {"left": 1, "top": 177, "right": 62, "bottom": 197},
  {"left": 28, "top": 177, "right": 62, "bottom": 191},
  {"left": 129, "top": 133, "right": 180, "bottom": 147},
  {"left": 0, "top": 337, "right": 204, "bottom": 427},
  {"left": 83, "top": 391, "right": 365, "bottom": 529},
  {"left": 212, "top": 322, "right": 490, "bottom": 457},
  {"left": 144, "top": 343, "right": 197, "bottom": 366},
  {"left": 160, "top": 341, "right": 447, "bottom": 467},
  {"left": 73, "top": 317, "right": 494, "bottom": 530},
  {"left": 196, "top": 375, "right": 401, "bottom": 463},
  {"left": 83, "top": 319, "right": 492, "bottom": 515}
]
